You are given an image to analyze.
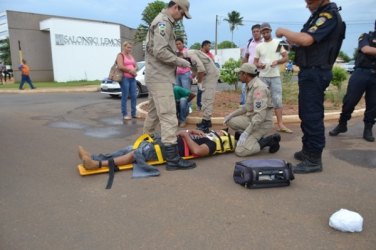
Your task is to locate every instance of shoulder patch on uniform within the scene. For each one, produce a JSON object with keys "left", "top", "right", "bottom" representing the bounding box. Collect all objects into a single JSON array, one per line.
[
  {"left": 308, "top": 25, "right": 318, "bottom": 33},
  {"left": 315, "top": 17, "right": 327, "bottom": 27},
  {"left": 158, "top": 22, "right": 166, "bottom": 37},
  {"left": 319, "top": 12, "right": 333, "bottom": 19}
]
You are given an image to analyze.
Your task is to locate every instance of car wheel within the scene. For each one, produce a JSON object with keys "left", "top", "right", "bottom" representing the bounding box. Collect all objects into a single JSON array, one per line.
[{"left": 136, "top": 83, "right": 141, "bottom": 98}]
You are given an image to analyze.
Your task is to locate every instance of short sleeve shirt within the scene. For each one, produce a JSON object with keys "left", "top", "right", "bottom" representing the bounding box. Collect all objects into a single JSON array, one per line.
[
  {"left": 177, "top": 136, "right": 216, "bottom": 156},
  {"left": 255, "top": 39, "right": 285, "bottom": 77},
  {"left": 303, "top": 7, "right": 338, "bottom": 43},
  {"left": 173, "top": 85, "right": 191, "bottom": 101}
]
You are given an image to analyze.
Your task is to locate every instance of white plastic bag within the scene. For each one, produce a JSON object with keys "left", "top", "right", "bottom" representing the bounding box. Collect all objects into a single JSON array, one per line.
[{"left": 329, "top": 208, "right": 363, "bottom": 233}]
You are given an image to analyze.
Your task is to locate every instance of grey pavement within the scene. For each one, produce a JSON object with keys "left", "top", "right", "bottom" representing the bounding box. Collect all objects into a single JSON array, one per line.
[{"left": 0, "top": 89, "right": 375, "bottom": 250}]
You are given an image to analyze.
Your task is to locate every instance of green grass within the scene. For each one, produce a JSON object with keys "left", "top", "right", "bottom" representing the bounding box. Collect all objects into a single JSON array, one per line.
[
  {"left": 281, "top": 74, "right": 349, "bottom": 107},
  {"left": 0, "top": 80, "right": 100, "bottom": 89}
]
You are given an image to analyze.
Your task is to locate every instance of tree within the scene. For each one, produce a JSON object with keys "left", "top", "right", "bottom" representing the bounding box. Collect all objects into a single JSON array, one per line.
[
  {"left": 338, "top": 51, "right": 351, "bottom": 62},
  {"left": 0, "top": 38, "right": 11, "bottom": 65},
  {"left": 134, "top": 1, "right": 187, "bottom": 44},
  {"left": 189, "top": 42, "right": 201, "bottom": 50},
  {"left": 223, "top": 11, "right": 244, "bottom": 45},
  {"left": 220, "top": 58, "right": 242, "bottom": 90},
  {"left": 218, "top": 40, "right": 237, "bottom": 49}
]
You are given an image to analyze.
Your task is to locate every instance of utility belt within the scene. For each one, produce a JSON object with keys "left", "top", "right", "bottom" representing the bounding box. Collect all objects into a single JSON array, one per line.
[{"left": 299, "top": 65, "right": 332, "bottom": 70}]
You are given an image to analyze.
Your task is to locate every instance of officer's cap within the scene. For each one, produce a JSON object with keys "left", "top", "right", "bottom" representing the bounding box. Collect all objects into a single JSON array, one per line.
[
  {"left": 260, "top": 22, "right": 272, "bottom": 31},
  {"left": 235, "top": 63, "right": 258, "bottom": 75},
  {"left": 173, "top": 0, "right": 191, "bottom": 19}
]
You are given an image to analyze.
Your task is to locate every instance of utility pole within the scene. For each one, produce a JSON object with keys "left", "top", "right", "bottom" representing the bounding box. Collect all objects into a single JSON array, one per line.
[{"left": 215, "top": 15, "right": 218, "bottom": 55}]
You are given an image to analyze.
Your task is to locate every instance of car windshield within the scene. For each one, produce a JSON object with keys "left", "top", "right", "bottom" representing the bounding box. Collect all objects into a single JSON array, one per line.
[{"left": 137, "top": 61, "right": 145, "bottom": 71}]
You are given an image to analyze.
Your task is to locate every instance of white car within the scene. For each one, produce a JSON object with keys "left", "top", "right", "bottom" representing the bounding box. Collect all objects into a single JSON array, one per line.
[
  {"left": 100, "top": 61, "right": 148, "bottom": 98},
  {"left": 341, "top": 60, "right": 355, "bottom": 74}
]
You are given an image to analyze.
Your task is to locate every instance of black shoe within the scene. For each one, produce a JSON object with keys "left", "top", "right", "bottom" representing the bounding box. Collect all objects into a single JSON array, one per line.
[
  {"left": 196, "top": 119, "right": 212, "bottom": 133},
  {"left": 293, "top": 153, "right": 323, "bottom": 174},
  {"left": 235, "top": 131, "right": 242, "bottom": 141},
  {"left": 258, "top": 133, "right": 281, "bottom": 153},
  {"left": 363, "top": 123, "right": 375, "bottom": 142},
  {"left": 165, "top": 144, "right": 196, "bottom": 171},
  {"left": 196, "top": 119, "right": 212, "bottom": 128},
  {"left": 329, "top": 123, "right": 347, "bottom": 136},
  {"left": 294, "top": 150, "right": 308, "bottom": 161}
]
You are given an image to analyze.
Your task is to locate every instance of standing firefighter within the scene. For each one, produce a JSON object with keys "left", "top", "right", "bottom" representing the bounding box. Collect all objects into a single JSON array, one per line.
[
  {"left": 143, "top": 1, "right": 196, "bottom": 171},
  {"left": 185, "top": 49, "right": 220, "bottom": 133}
]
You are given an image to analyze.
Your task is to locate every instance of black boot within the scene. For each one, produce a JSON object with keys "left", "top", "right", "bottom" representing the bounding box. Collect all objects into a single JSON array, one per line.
[
  {"left": 235, "top": 131, "right": 242, "bottom": 141},
  {"left": 363, "top": 123, "right": 375, "bottom": 142},
  {"left": 294, "top": 149, "right": 309, "bottom": 161},
  {"left": 329, "top": 122, "right": 347, "bottom": 136},
  {"left": 293, "top": 152, "right": 323, "bottom": 174},
  {"left": 258, "top": 133, "right": 281, "bottom": 153},
  {"left": 165, "top": 144, "right": 196, "bottom": 171},
  {"left": 196, "top": 119, "right": 212, "bottom": 133}
]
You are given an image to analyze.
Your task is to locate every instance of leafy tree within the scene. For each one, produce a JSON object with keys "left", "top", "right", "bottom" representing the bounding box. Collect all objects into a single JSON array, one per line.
[
  {"left": 0, "top": 38, "right": 11, "bottom": 65},
  {"left": 218, "top": 40, "right": 237, "bottom": 49},
  {"left": 189, "top": 42, "right": 201, "bottom": 50},
  {"left": 134, "top": 1, "right": 166, "bottom": 43},
  {"left": 223, "top": 11, "right": 244, "bottom": 45},
  {"left": 338, "top": 51, "right": 351, "bottom": 62},
  {"left": 220, "top": 58, "right": 242, "bottom": 90},
  {"left": 134, "top": 1, "right": 187, "bottom": 44}
]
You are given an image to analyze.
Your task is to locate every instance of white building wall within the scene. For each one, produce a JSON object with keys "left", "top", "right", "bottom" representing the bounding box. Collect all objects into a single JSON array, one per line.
[
  {"left": 40, "top": 18, "right": 121, "bottom": 82},
  {"left": 211, "top": 48, "right": 241, "bottom": 67}
]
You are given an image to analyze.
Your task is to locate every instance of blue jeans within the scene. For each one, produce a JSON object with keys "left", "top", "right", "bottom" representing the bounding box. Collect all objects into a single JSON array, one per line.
[
  {"left": 19, "top": 75, "right": 35, "bottom": 89},
  {"left": 298, "top": 68, "right": 332, "bottom": 154},
  {"left": 92, "top": 146, "right": 134, "bottom": 161},
  {"left": 120, "top": 77, "right": 137, "bottom": 117},
  {"left": 176, "top": 98, "right": 189, "bottom": 123},
  {"left": 175, "top": 71, "right": 192, "bottom": 90},
  {"left": 240, "top": 82, "right": 246, "bottom": 105},
  {"left": 196, "top": 89, "right": 202, "bottom": 109}
]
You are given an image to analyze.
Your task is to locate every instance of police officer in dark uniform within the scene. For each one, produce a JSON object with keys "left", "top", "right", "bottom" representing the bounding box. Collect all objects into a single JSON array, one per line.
[
  {"left": 276, "top": 0, "right": 345, "bottom": 174},
  {"left": 329, "top": 20, "right": 376, "bottom": 142}
]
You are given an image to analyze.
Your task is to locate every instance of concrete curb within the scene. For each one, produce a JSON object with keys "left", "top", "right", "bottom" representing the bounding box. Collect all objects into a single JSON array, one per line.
[{"left": 136, "top": 100, "right": 365, "bottom": 124}]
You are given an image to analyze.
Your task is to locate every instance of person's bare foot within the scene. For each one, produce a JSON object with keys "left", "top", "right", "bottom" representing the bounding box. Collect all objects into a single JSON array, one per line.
[
  {"left": 78, "top": 145, "right": 90, "bottom": 160},
  {"left": 82, "top": 154, "right": 99, "bottom": 170}
]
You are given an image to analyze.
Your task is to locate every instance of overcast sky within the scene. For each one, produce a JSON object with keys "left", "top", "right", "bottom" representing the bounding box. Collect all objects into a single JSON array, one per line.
[{"left": 1, "top": 0, "right": 375, "bottom": 56}]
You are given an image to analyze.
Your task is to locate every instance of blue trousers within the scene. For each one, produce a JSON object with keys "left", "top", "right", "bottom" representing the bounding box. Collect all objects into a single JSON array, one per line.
[
  {"left": 298, "top": 68, "right": 332, "bottom": 154},
  {"left": 120, "top": 76, "right": 137, "bottom": 117},
  {"left": 339, "top": 68, "right": 376, "bottom": 125},
  {"left": 176, "top": 98, "right": 189, "bottom": 123},
  {"left": 19, "top": 75, "right": 35, "bottom": 89}
]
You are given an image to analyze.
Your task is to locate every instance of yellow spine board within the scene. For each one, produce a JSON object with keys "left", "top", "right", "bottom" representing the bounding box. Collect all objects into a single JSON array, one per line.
[{"left": 77, "top": 134, "right": 235, "bottom": 176}]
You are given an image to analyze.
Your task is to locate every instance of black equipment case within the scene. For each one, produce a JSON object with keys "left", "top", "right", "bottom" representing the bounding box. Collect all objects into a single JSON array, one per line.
[{"left": 233, "top": 159, "right": 294, "bottom": 189}]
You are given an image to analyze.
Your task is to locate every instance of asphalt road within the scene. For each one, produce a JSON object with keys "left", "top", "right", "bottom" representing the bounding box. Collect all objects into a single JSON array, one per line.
[{"left": 0, "top": 91, "right": 375, "bottom": 250}]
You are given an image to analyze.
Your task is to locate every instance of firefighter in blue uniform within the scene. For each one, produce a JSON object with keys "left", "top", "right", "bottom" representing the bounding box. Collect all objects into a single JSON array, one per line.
[
  {"left": 329, "top": 20, "right": 376, "bottom": 142},
  {"left": 276, "top": 0, "right": 345, "bottom": 174}
]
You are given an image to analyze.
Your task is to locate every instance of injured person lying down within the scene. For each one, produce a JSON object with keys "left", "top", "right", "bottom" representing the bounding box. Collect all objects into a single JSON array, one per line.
[
  {"left": 78, "top": 128, "right": 281, "bottom": 172},
  {"left": 78, "top": 129, "right": 235, "bottom": 172}
]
